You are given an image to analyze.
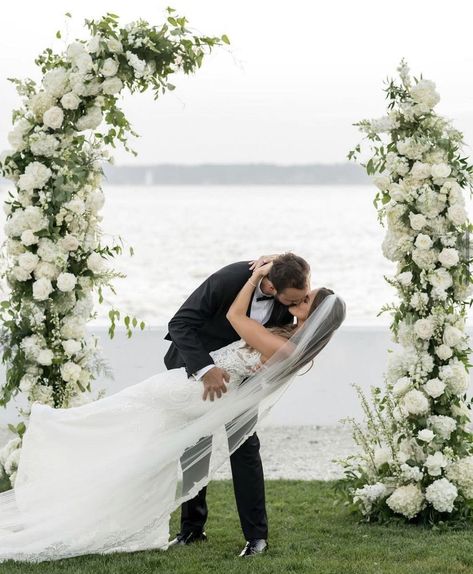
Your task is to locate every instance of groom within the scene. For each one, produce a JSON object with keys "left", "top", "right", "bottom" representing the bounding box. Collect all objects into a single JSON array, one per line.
[{"left": 163, "top": 253, "right": 311, "bottom": 557}]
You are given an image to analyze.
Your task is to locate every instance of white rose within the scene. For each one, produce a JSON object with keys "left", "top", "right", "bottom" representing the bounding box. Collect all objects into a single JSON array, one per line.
[
  {"left": 86, "top": 252, "right": 106, "bottom": 273},
  {"left": 397, "top": 271, "right": 412, "bottom": 286},
  {"left": 32, "top": 277, "right": 53, "bottom": 301},
  {"left": 443, "top": 325, "right": 463, "bottom": 348},
  {"left": 438, "top": 248, "right": 459, "bottom": 268},
  {"left": 424, "top": 451, "right": 448, "bottom": 476},
  {"left": 34, "top": 261, "right": 59, "bottom": 280},
  {"left": 414, "top": 234, "right": 432, "bottom": 250},
  {"left": 428, "top": 415, "right": 457, "bottom": 440},
  {"left": 423, "top": 378, "right": 446, "bottom": 398},
  {"left": 19, "top": 373, "right": 37, "bottom": 393},
  {"left": 373, "top": 175, "right": 390, "bottom": 191},
  {"left": 37, "top": 349, "right": 54, "bottom": 366},
  {"left": 409, "top": 213, "right": 426, "bottom": 231},
  {"left": 18, "top": 162, "right": 52, "bottom": 192},
  {"left": 57, "top": 272, "right": 77, "bottom": 292},
  {"left": 418, "top": 429, "right": 435, "bottom": 442},
  {"left": 414, "top": 318, "right": 434, "bottom": 340},
  {"left": 410, "top": 79, "right": 440, "bottom": 109},
  {"left": 393, "top": 376, "right": 412, "bottom": 397},
  {"left": 101, "top": 58, "right": 119, "bottom": 77},
  {"left": 447, "top": 204, "right": 467, "bottom": 226},
  {"left": 430, "top": 163, "right": 451, "bottom": 179},
  {"left": 60, "top": 91, "right": 81, "bottom": 110},
  {"left": 435, "top": 344, "right": 453, "bottom": 361},
  {"left": 18, "top": 251, "right": 39, "bottom": 273},
  {"left": 12, "top": 266, "right": 31, "bottom": 282},
  {"left": 60, "top": 361, "right": 82, "bottom": 383},
  {"left": 76, "top": 106, "right": 103, "bottom": 131},
  {"left": 403, "top": 389, "right": 430, "bottom": 415},
  {"left": 429, "top": 268, "right": 453, "bottom": 291},
  {"left": 107, "top": 38, "right": 123, "bottom": 53},
  {"left": 7, "top": 118, "right": 31, "bottom": 151},
  {"left": 60, "top": 316, "right": 87, "bottom": 339},
  {"left": 43, "top": 67, "right": 69, "bottom": 97},
  {"left": 410, "top": 161, "right": 431, "bottom": 180},
  {"left": 62, "top": 339, "right": 82, "bottom": 356},
  {"left": 101, "top": 77, "right": 123, "bottom": 95},
  {"left": 87, "top": 35, "right": 101, "bottom": 53},
  {"left": 60, "top": 234, "right": 80, "bottom": 251},
  {"left": 43, "top": 106, "right": 64, "bottom": 130}
]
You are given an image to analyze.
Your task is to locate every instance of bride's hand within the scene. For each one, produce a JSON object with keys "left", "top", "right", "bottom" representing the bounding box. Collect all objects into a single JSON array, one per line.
[
  {"left": 249, "top": 254, "right": 279, "bottom": 271},
  {"left": 253, "top": 260, "right": 273, "bottom": 278}
]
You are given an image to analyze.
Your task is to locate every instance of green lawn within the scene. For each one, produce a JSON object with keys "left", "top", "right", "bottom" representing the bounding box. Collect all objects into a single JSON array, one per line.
[{"left": 1, "top": 480, "right": 473, "bottom": 574}]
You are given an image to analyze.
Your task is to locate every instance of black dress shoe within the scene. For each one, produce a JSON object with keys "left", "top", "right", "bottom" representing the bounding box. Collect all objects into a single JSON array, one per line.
[
  {"left": 239, "top": 538, "right": 268, "bottom": 557},
  {"left": 168, "top": 530, "right": 208, "bottom": 547}
]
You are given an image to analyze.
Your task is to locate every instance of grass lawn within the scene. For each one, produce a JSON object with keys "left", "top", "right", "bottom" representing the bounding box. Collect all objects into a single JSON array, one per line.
[{"left": 1, "top": 480, "right": 473, "bottom": 574}]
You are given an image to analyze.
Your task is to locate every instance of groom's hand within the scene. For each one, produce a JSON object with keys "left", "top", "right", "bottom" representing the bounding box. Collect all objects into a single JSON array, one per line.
[{"left": 202, "top": 367, "right": 230, "bottom": 401}]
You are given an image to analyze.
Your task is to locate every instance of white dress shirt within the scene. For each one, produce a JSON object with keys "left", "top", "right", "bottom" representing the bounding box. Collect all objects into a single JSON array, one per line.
[{"left": 194, "top": 278, "right": 274, "bottom": 380}]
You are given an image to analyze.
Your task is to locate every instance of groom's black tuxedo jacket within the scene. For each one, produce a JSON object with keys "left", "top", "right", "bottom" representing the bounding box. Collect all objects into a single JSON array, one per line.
[{"left": 164, "top": 261, "right": 294, "bottom": 377}]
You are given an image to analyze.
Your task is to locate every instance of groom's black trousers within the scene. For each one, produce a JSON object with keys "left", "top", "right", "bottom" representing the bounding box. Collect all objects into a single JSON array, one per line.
[{"left": 179, "top": 406, "right": 268, "bottom": 541}]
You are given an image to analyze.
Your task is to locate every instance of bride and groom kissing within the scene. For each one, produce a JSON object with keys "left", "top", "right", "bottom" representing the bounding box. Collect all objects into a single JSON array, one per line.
[{"left": 0, "top": 252, "right": 345, "bottom": 563}]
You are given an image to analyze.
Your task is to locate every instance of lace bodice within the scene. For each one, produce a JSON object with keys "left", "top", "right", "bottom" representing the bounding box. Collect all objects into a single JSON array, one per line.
[{"left": 209, "top": 339, "right": 262, "bottom": 385}]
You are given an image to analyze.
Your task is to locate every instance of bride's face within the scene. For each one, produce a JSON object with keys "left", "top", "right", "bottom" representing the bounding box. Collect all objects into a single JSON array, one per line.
[{"left": 288, "top": 289, "right": 317, "bottom": 321}]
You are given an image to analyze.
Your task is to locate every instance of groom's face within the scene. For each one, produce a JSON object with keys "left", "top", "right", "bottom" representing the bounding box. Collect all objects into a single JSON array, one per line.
[{"left": 275, "top": 284, "right": 310, "bottom": 307}]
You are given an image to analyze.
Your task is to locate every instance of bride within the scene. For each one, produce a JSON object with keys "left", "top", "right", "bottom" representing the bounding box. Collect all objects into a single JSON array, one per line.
[{"left": 0, "top": 262, "right": 345, "bottom": 563}]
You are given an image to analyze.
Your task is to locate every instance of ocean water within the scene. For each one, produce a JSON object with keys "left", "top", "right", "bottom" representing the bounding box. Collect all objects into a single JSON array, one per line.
[{"left": 0, "top": 184, "right": 471, "bottom": 327}]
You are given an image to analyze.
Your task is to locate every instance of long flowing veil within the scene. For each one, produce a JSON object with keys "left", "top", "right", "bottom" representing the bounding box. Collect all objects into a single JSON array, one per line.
[{"left": 0, "top": 293, "right": 346, "bottom": 562}]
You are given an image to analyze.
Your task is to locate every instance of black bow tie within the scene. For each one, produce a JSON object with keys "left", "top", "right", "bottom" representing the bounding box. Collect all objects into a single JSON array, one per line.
[{"left": 256, "top": 295, "right": 274, "bottom": 302}]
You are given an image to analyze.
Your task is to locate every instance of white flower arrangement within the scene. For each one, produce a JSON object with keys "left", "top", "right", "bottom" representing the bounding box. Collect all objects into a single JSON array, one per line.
[
  {"left": 339, "top": 61, "right": 473, "bottom": 524},
  {"left": 0, "top": 10, "right": 227, "bottom": 487}
]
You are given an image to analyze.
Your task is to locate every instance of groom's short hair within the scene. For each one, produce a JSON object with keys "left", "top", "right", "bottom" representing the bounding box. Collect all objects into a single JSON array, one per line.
[{"left": 269, "top": 253, "right": 310, "bottom": 292}]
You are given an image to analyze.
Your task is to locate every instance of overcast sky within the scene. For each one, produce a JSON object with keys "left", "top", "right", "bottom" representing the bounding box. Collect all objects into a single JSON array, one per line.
[{"left": 1, "top": 0, "right": 473, "bottom": 165}]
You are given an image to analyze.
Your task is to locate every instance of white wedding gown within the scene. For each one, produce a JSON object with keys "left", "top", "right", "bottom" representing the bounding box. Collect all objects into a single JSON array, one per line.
[{"left": 0, "top": 339, "right": 264, "bottom": 563}]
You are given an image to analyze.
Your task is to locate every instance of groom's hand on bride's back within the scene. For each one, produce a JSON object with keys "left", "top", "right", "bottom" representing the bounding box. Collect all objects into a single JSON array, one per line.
[{"left": 202, "top": 367, "right": 230, "bottom": 401}]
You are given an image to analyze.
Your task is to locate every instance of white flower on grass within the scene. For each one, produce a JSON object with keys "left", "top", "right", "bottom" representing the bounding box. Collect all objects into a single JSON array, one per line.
[
  {"left": 446, "top": 457, "right": 473, "bottom": 498},
  {"left": 37, "top": 349, "right": 54, "bottom": 366},
  {"left": 57, "top": 272, "right": 77, "bottom": 292},
  {"left": 410, "top": 79, "right": 440, "bottom": 109},
  {"left": 386, "top": 484, "right": 424, "bottom": 519},
  {"left": 414, "top": 234, "right": 432, "bottom": 250},
  {"left": 18, "top": 252, "right": 39, "bottom": 273},
  {"left": 32, "top": 277, "right": 53, "bottom": 301},
  {"left": 18, "top": 162, "right": 52, "bottom": 192},
  {"left": 418, "top": 429, "right": 435, "bottom": 443},
  {"left": 424, "top": 451, "right": 448, "bottom": 476},
  {"left": 423, "top": 378, "right": 446, "bottom": 399},
  {"left": 402, "top": 389, "right": 430, "bottom": 415},
  {"left": 60, "top": 361, "right": 82, "bottom": 383},
  {"left": 60, "top": 91, "right": 81, "bottom": 110},
  {"left": 87, "top": 252, "right": 106, "bottom": 273},
  {"left": 414, "top": 318, "right": 434, "bottom": 340},
  {"left": 101, "top": 77, "right": 123, "bottom": 95},
  {"left": 447, "top": 204, "right": 467, "bottom": 226},
  {"left": 62, "top": 339, "right": 81, "bottom": 356},
  {"left": 425, "top": 478, "right": 457, "bottom": 512},
  {"left": 354, "top": 482, "right": 389, "bottom": 515},
  {"left": 438, "top": 248, "right": 459, "bottom": 269},
  {"left": 435, "top": 344, "right": 453, "bottom": 361},
  {"left": 427, "top": 415, "right": 457, "bottom": 441},
  {"left": 101, "top": 58, "right": 119, "bottom": 77},
  {"left": 430, "top": 163, "right": 451, "bottom": 179},
  {"left": 76, "top": 106, "right": 103, "bottom": 131},
  {"left": 43, "top": 106, "right": 64, "bottom": 130}
]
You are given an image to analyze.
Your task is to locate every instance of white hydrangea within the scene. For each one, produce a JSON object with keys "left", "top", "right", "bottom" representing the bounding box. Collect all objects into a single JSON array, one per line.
[
  {"left": 18, "top": 162, "right": 52, "bottom": 192},
  {"left": 402, "top": 389, "right": 430, "bottom": 415},
  {"left": 386, "top": 484, "right": 424, "bottom": 519},
  {"left": 126, "top": 50, "right": 146, "bottom": 77},
  {"left": 354, "top": 482, "right": 389, "bottom": 515},
  {"left": 412, "top": 248, "right": 437, "bottom": 271},
  {"left": 427, "top": 415, "right": 457, "bottom": 440},
  {"left": 28, "top": 91, "right": 55, "bottom": 120},
  {"left": 374, "top": 446, "right": 392, "bottom": 468},
  {"left": 424, "top": 451, "right": 448, "bottom": 476},
  {"left": 85, "top": 189, "right": 105, "bottom": 212},
  {"left": 30, "top": 133, "right": 60, "bottom": 157},
  {"left": 18, "top": 251, "right": 39, "bottom": 273},
  {"left": 76, "top": 106, "right": 103, "bottom": 131},
  {"left": 410, "top": 79, "right": 440, "bottom": 109},
  {"left": 43, "top": 106, "right": 64, "bottom": 130},
  {"left": 60, "top": 315, "right": 87, "bottom": 339},
  {"left": 410, "top": 161, "right": 431, "bottom": 180},
  {"left": 393, "top": 376, "right": 412, "bottom": 397},
  {"left": 425, "top": 478, "right": 457, "bottom": 512},
  {"left": 7, "top": 118, "right": 31, "bottom": 151},
  {"left": 34, "top": 260, "right": 60, "bottom": 280},
  {"left": 43, "top": 67, "right": 69, "bottom": 97},
  {"left": 439, "top": 360, "right": 469, "bottom": 395},
  {"left": 400, "top": 463, "right": 424, "bottom": 482},
  {"left": 101, "top": 76, "right": 123, "bottom": 95},
  {"left": 446, "top": 457, "right": 473, "bottom": 498}
]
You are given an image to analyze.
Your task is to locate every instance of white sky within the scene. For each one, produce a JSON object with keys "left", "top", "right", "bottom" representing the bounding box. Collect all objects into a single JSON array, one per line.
[{"left": 1, "top": 0, "right": 473, "bottom": 165}]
